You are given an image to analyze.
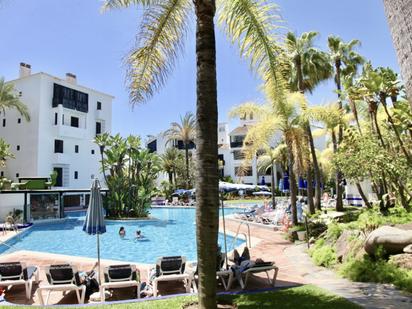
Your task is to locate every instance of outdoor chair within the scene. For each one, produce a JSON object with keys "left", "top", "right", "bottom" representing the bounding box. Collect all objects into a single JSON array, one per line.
[
  {"left": 228, "top": 261, "right": 279, "bottom": 290},
  {"left": 100, "top": 264, "right": 140, "bottom": 301},
  {"left": 37, "top": 264, "right": 86, "bottom": 305},
  {"left": 151, "top": 256, "right": 192, "bottom": 297},
  {"left": 0, "top": 262, "right": 39, "bottom": 300},
  {"left": 191, "top": 253, "right": 233, "bottom": 292}
]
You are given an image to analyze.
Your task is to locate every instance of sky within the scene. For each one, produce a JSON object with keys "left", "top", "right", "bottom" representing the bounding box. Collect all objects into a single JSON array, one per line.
[{"left": 0, "top": 0, "right": 399, "bottom": 139}]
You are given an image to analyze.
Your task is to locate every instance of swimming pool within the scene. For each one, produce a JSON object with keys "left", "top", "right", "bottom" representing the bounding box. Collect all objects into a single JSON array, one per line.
[{"left": 0, "top": 207, "right": 244, "bottom": 263}]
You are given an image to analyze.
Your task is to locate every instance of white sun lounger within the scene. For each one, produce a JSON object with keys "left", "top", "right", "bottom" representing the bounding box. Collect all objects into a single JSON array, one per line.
[
  {"left": 228, "top": 262, "right": 279, "bottom": 290},
  {"left": 37, "top": 264, "right": 86, "bottom": 305},
  {"left": 151, "top": 256, "right": 192, "bottom": 297},
  {"left": 100, "top": 264, "right": 140, "bottom": 301},
  {"left": 0, "top": 262, "right": 39, "bottom": 300}
]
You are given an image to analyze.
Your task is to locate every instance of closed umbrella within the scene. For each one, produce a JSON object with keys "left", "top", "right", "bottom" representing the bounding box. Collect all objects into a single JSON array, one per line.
[{"left": 83, "top": 178, "right": 106, "bottom": 286}]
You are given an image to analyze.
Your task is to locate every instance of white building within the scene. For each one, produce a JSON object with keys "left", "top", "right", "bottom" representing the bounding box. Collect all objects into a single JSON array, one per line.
[{"left": 0, "top": 63, "right": 113, "bottom": 189}]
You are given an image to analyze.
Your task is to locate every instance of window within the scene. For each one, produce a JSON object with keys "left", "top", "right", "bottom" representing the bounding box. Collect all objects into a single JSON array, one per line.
[
  {"left": 62, "top": 114, "right": 64, "bottom": 125},
  {"left": 91, "top": 149, "right": 95, "bottom": 155},
  {"left": 52, "top": 83, "right": 89, "bottom": 113},
  {"left": 219, "top": 127, "right": 225, "bottom": 132},
  {"left": 54, "top": 139, "right": 64, "bottom": 153},
  {"left": 97, "top": 101, "right": 102, "bottom": 110},
  {"left": 233, "top": 150, "right": 245, "bottom": 160},
  {"left": 54, "top": 113, "right": 58, "bottom": 125},
  {"left": 74, "top": 171, "right": 78, "bottom": 179},
  {"left": 0, "top": 171, "right": 4, "bottom": 177},
  {"left": 70, "top": 116, "right": 79, "bottom": 128},
  {"left": 2, "top": 119, "right": 5, "bottom": 127},
  {"left": 96, "top": 122, "right": 102, "bottom": 135},
  {"left": 16, "top": 145, "right": 20, "bottom": 151},
  {"left": 75, "top": 145, "right": 79, "bottom": 153},
  {"left": 17, "top": 118, "right": 21, "bottom": 124},
  {"left": 16, "top": 173, "right": 19, "bottom": 178}
]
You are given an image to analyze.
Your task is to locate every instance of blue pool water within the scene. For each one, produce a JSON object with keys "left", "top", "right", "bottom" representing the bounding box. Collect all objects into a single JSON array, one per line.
[{"left": 0, "top": 207, "right": 243, "bottom": 263}]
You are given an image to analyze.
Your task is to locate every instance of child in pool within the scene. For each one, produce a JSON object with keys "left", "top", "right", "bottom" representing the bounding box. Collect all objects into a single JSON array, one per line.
[
  {"left": 135, "top": 230, "right": 143, "bottom": 239},
  {"left": 119, "top": 227, "right": 126, "bottom": 237}
]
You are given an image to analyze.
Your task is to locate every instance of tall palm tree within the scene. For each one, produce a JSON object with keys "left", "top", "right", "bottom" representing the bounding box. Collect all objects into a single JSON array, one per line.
[
  {"left": 256, "top": 143, "right": 287, "bottom": 207},
  {"left": 327, "top": 36, "right": 364, "bottom": 211},
  {"left": 102, "top": 1, "right": 284, "bottom": 307},
  {"left": 383, "top": 0, "right": 412, "bottom": 111},
  {"left": 286, "top": 31, "right": 333, "bottom": 212},
  {"left": 164, "top": 112, "right": 196, "bottom": 189},
  {"left": 161, "top": 147, "right": 182, "bottom": 186},
  {"left": 0, "top": 77, "right": 30, "bottom": 121},
  {"left": 230, "top": 93, "right": 308, "bottom": 225}
]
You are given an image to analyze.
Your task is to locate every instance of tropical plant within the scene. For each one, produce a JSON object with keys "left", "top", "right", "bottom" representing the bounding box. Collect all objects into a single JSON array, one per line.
[
  {"left": 164, "top": 112, "right": 196, "bottom": 189},
  {"left": 160, "top": 147, "right": 183, "bottom": 187},
  {"left": 327, "top": 36, "right": 364, "bottom": 211},
  {"left": 256, "top": 143, "right": 287, "bottom": 207},
  {"left": 230, "top": 93, "right": 309, "bottom": 225},
  {"left": 95, "top": 133, "right": 161, "bottom": 218},
  {"left": 102, "top": 1, "right": 284, "bottom": 306},
  {"left": 0, "top": 138, "right": 14, "bottom": 167},
  {"left": 286, "top": 31, "right": 333, "bottom": 211},
  {"left": 0, "top": 77, "right": 30, "bottom": 121}
]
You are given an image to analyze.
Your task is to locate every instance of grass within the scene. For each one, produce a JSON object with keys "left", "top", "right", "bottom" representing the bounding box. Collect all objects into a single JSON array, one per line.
[{"left": 2, "top": 285, "right": 360, "bottom": 309}]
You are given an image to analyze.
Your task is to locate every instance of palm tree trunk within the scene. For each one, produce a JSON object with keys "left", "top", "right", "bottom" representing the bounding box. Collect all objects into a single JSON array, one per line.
[
  {"left": 306, "top": 166, "right": 315, "bottom": 214},
  {"left": 287, "top": 144, "right": 298, "bottom": 225},
  {"left": 334, "top": 60, "right": 344, "bottom": 211},
  {"left": 348, "top": 98, "right": 362, "bottom": 134},
  {"left": 332, "top": 130, "right": 344, "bottom": 211},
  {"left": 355, "top": 182, "right": 372, "bottom": 208},
  {"left": 383, "top": 0, "right": 412, "bottom": 111},
  {"left": 194, "top": 1, "right": 219, "bottom": 308},
  {"left": 185, "top": 143, "right": 190, "bottom": 189},
  {"left": 306, "top": 123, "right": 321, "bottom": 211},
  {"left": 271, "top": 163, "right": 276, "bottom": 208}
]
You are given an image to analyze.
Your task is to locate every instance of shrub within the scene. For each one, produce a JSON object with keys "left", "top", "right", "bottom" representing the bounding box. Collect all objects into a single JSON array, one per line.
[
  {"left": 325, "top": 222, "right": 343, "bottom": 241},
  {"left": 341, "top": 256, "right": 412, "bottom": 292},
  {"left": 309, "top": 239, "right": 337, "bottom": 268},
  {"left": 307, "top": 221, "right": 328, "bottom": 239}
]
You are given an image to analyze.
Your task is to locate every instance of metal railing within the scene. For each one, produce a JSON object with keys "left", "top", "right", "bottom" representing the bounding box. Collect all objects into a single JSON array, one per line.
[{"left": 230, "top": 221, "right": 251, "bottom": 249}]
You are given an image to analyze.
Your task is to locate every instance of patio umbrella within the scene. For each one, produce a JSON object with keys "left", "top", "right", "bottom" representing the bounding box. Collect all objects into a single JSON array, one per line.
[
  {"left": 83, "top": 178, "right": 106, "bottom": 285},
  {"left": 282, "top": 172, "right": 290, "bottom": 193},
  {"left": 260, "top": 176, "right": 266, "bottom": 185}
]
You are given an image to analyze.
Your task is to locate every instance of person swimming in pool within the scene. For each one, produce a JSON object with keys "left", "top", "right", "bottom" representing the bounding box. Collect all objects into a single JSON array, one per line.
[
  {"left": 119, "top": 227, "right": 126, "bottom": 237},
  {"left": 135, "top": 230, "right": 143, "bottom": 239}
]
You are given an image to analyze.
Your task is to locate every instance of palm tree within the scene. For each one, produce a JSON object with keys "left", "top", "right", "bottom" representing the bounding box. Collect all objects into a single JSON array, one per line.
[
  {"left": 0, "top": 77, "right": 30, "bottom": 121},
  {"left": 230, "top": 93, "right": 308, "bottom": 225},
  {"left": 383, "top": 0, "right": 412, "bottom": 111},
  {"left": 327, "top": 36, "right": 364, "bottom": 211},
  {"left": 161, "top": 147, "right": 183, "bottom": 187},
  {"left": 102, "top": 1, "right": 284, "bottom": 307},
  {"left": 286, "top": 31, "right": 333, "bottom": 212},
  {"left": 256, "top": 143, "right": 287, "bottom": 207},
  {"left": 0, "top": 139, "right": 14, "bottom": 168},
  {"left": 164, "top": 112, "right": 196, "bottom": 189}
]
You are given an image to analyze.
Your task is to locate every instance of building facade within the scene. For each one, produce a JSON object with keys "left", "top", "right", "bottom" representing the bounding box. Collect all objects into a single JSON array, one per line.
[
  {"left": 148, "top": 112, "right": 326, "bottom": 187},
  {"left": 0, "top": 63, "right": 113, "bottom": 189}
]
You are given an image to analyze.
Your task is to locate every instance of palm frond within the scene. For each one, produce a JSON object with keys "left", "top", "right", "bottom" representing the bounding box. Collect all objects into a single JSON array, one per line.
[
  {"left": 118, "top": 0, "right": 191, "bottom": 104},
  {"left": 0, "top": 77, "right": 30, "bottom": 121},
  {"left": 102, "top": 0, "right": 154, "bottom": 11},
  {"left": 217, "top": 0, "right": 287, "bottom": 103}
]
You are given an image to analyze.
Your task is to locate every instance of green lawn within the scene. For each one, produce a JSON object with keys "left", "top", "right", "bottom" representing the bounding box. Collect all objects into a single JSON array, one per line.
[{"left": 4, "top": 285, "right": 360, "bottom": 309}]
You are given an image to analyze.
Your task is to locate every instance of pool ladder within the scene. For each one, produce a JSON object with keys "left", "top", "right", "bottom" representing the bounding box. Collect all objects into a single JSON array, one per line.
[{"left": 230, "top": 221, "right": 252, "bottom": 250}]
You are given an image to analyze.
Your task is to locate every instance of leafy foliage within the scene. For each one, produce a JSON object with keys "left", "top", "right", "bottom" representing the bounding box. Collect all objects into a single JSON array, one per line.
[
  {"left": 309, "top": 239, "right": 337, "bottom": 268},
  {"left": 0, "top": 138, "right": 14, "bottom": 167},
  {"left": 95, "top": 133, "right": 161, "bottom": 218},
  {"left": 0, "top": 77, "right": 30, "bottom": 121}
]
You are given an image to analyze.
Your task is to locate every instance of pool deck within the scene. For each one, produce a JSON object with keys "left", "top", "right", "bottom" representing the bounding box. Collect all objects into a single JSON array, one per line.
[{"left": 0, "top": 217, "right": 303, "bottom": 305}]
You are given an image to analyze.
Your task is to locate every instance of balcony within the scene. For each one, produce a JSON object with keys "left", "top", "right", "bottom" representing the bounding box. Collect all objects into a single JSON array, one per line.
[{"left": 55, "top": 124, "right": 87, "bottom": 139}]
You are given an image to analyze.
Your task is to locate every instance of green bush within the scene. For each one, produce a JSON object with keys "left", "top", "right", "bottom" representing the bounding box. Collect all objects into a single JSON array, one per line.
[
  {"left": 341, "top": 256, "right": 412, "bottom": 292},
  {"left": 325, "top": 222, "right": 343, "bottom": 241},
  {"left": 309, "top": 239, "right": 337, "bottom": 268}
]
